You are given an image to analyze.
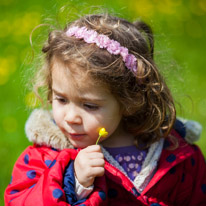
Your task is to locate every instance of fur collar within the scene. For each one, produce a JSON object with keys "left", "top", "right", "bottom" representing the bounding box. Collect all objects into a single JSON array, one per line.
[{"left": 25, "top": 109, "right": 74, "bottom": 150}]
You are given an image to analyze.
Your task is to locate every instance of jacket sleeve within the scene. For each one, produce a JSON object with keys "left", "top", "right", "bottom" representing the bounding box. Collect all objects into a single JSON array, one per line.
[
  {"left": 175, "top": 145, "right": 206, "bottom": 206},
  {"left": 4, "top": 145, "right": 77, "bottom": 206},
  {"left": 63, "top": 161, "right": 94, "bottom": 204}
]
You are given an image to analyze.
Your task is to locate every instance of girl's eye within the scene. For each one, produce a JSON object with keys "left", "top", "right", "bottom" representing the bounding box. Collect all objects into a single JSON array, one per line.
[
  {"left": 55, "top": 97, "right": 67, "bottom": 104},
  {"left": 83, "top": 103, "right": 99, "bottom": 111}
]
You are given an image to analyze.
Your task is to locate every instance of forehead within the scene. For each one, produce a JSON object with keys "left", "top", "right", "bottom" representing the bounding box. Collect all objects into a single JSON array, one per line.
[{"left": 51, "top": 58, "right": 110, "bottom": 95}]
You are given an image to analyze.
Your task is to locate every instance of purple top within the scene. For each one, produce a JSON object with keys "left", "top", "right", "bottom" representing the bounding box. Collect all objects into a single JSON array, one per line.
[{"left": 104, "top": 146, "right": 148, "bottom": 180}]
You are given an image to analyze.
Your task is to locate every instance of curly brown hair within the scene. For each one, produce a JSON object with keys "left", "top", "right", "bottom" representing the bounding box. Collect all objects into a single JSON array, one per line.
[{"left": 34, "top": 13, "right": 176, "bottom": 148}]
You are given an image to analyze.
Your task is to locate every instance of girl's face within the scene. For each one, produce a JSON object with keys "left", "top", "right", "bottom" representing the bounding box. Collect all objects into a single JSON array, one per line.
[{"left": 51, "top": 61, "right": 123, "bottom": 148}]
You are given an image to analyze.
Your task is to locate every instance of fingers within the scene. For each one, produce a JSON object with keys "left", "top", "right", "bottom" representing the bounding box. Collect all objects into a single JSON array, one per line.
[
  {"left": 89, "top": 166, "right": 105, "bottom": 178},
  {"left": 88, "top": 152, "right": 104, "bottom": 159},
  {"left": 85, "top": 145, "right": 102, "bottom": 153},
  {"left": 89, "top": 158, "right": 105, "bottom": 167},
  {"left": 74, "top": 145, "right": 105, "bottom": 187},
  {"left": 81, "top": 145, "right": 104, "bottom": 160}
]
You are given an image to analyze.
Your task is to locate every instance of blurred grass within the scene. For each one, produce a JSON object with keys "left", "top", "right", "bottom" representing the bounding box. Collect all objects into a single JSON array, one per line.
[{"left": 1, "top": 0, "right": 206, "bottom": 202}]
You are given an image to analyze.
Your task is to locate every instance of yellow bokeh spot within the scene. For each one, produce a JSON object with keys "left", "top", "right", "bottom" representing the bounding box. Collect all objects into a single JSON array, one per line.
[
  {"left": 199, "top": 0, "right": 206, "bottom": 12},
  {"left": 13, "top": 12, "right": 41, "bottom": 39},
  {"left": 0, "top": 56, "right": 17, "bottom": 71},
  {"left": 0, "top": 58, "right": 10, "bottom": 75},
  {"left": 198, "top": 0, "right": 206, "bottom": 12},
  {"left": 0, "top": 73, "right": 9, "bottom": 85},
  {"left": 130, "top": 0, "right": 154, "bottom": 18},
  {"left": 24, "top": 92, "right": 41, "bottom": 108},
  {"left": 189, "top": 0, "right": 206, "bottom": 15},
  {"left": 156, "top": 0, "right": 182, "bottom": 15},
  {"left": 0, "top": 56, "right": 17, "bottom": 85},
  {"left": 2, "top": 116, "right": 18, "bottom": 133}
]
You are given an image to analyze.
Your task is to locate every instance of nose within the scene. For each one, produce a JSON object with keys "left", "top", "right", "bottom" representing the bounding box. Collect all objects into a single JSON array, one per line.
[{"left": 64, "top": 104, "right": 82, "bottom": 125}]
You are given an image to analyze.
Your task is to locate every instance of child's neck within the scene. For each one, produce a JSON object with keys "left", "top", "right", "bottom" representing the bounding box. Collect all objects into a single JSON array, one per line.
[{"left": 101, "top": 125, "right": 135, "bottom": 148}]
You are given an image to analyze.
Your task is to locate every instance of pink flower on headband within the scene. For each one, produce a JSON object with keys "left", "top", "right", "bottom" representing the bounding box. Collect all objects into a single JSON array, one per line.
[
  {"left": 120, "top": 47, "right": 129, "bottom": 61},
  {"left": 107, "top": 40, "right": 121, "bottom": 55},
  {"left": 96, "top": 34, "right": 110, "bottom": 48},
  {"left": 125, "top": 54, "right": 137, "bottom": 72},
  {"left": 66, "top": 26, "right": 79, "bottom": 36},
  {"left": 66, "top": 26, "right": 137, "bottom": 73},
  {"left": 75, "top": 27, "right": 88, "bottom": 38},
  {"left": 84, "top": 30, "right": 98, "bottom": 43}
]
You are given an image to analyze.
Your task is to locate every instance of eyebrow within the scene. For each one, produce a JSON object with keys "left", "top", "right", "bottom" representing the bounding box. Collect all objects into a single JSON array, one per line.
[
  {"left": 52, "top": 88, "right": 106, "bottom": 102},
  {"left": 52, "top": 89, "right": 67, "bottom": 98}
]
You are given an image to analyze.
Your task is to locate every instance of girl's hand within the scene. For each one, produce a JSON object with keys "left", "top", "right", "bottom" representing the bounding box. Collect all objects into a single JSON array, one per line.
[{"left": 74, "top": 145, "right": 105, "bottom": 188}]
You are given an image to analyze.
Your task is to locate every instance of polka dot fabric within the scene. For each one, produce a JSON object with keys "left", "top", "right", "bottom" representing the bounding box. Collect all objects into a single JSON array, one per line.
[
  {"left": 4, "top": 131, "right": 206, "bottom": 206},
  {"left": 105, "top": 146, "right": 147, "bottom": 180},
  {"left": 4, "top": 145, "right": 78, "bottom": 205}
]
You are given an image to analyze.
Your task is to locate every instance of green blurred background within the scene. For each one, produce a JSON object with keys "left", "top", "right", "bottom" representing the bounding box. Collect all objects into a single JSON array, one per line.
[{"left": 0, "top": 0, "right": 206, "bottom": 202}]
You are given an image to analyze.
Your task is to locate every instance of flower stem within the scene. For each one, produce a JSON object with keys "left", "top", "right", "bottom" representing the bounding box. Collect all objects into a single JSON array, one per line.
[{"left": 96, "top": 135, "right": 102, "bottom": 145}]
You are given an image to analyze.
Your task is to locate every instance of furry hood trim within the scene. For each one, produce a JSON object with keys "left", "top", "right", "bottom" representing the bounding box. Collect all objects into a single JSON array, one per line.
[{"left": 25, "top": 109, "right": 74, "bottom": 150}]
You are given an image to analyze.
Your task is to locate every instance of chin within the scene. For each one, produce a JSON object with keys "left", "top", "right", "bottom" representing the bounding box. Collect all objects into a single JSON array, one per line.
[{"left": 70, "top": 141, "right": 89, "bottom": 149}]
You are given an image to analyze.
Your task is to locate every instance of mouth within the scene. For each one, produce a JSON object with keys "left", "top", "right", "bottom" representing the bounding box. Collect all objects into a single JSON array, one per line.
[{"left": 69, "top": 133, "right": 86, "bottom": 139}]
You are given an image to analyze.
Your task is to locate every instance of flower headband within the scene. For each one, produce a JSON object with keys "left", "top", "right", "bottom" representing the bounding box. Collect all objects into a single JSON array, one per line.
[{"left": 66, "top": 26, "right": 137, "bottom": 73}]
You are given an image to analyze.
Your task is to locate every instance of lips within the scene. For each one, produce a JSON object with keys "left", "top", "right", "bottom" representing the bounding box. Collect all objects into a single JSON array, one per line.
[{"left": 69, "top": 133, "right": 86, "bottom": 139}]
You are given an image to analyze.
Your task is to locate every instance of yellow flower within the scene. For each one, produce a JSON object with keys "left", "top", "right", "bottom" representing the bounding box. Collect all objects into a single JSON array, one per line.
[
  {"left": 96, "top": 127, "right": 108, "bottom": 145},
  {"left": 99, "top": 128, "right": 108, "bottom": 137}
]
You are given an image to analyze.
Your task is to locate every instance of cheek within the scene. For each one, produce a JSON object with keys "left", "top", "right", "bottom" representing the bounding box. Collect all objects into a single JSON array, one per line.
[
  {"left": 85, "top": 112, "right": 122, "bottom": 137},
  {"left": 82, "top": 114, "right": 107, "bottom": 140},
  {"left": 52, "top": 102, "right": 63, "bottom": 126},
  {"left": 103, "top": 111, "right": 122, "bottom": 133},
  {"left": 84, "top": 116, "right": 101, "bottom": 134},
  {"left": 105, "top": 118, "right": 121, "bottom": 133}
]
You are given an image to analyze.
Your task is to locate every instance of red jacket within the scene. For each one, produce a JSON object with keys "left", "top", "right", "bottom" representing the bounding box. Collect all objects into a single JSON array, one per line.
[
  {"left": 4, "top": 133, "right": 206, "bottom": 206},
  {"left": 4, "top": 110, "right": 206, "bottom": 205}
]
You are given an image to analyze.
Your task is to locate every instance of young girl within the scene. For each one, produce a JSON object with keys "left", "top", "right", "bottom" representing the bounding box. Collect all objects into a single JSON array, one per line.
[{"left": 5, "top": 13, "right": 206, "bottom": 205}]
